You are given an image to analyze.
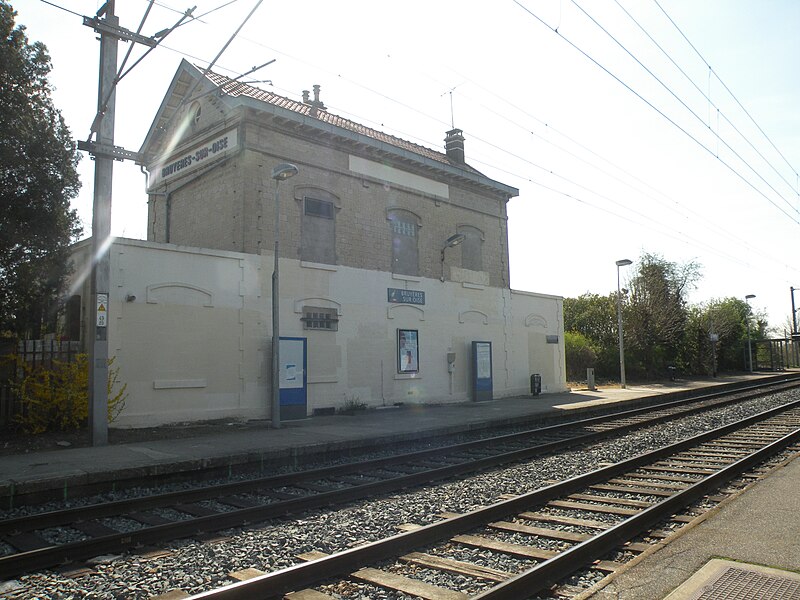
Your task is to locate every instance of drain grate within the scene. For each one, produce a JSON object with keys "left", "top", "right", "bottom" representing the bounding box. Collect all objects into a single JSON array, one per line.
[{"left": 689, "top": 565, "right": 800, "bottom": 600}]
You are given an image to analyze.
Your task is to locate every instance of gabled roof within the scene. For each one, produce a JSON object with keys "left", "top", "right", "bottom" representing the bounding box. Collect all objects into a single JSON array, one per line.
[
  {"left": 204, "top": 70, "right": 456, "bottom": 168},
  {"left": 139, "top": 60, "right": 518, "bottom": 198}
]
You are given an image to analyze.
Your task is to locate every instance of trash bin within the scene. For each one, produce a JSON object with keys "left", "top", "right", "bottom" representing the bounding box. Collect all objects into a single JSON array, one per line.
[{"left": 530, "top": 373, "right": 541, "bottom": 396}]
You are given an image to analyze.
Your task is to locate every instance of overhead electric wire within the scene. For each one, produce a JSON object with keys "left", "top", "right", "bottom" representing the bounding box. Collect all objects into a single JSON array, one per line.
[
  {"left": 47, "top": 0, "right": 800, "bottom": 289},
  {"left": 128, "top": 0, "right": 799, "bottom": 280},
  {"left": 613, "top": 0, "right": 800, "bottom": 202},
  {"left": 569, "top": 0, "right": 800, "bottom": 221},
  {"left": 513, "top": 0, "right": 800, "bottom": 227},
  {"left": 37, "top": 0, "right": 82, "bottom": 18},
  {"left": 653, "top": 0, "right": 800, "bottom": 195}
]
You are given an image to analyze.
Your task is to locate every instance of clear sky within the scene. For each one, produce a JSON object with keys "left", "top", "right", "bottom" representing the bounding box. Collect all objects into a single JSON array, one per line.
[{"left": 14, "top": 0, "right": 800, "bottom": 332}]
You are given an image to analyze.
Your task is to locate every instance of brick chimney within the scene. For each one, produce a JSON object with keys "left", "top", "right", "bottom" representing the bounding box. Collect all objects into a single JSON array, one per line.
[
  {"left": 302, "top": 85, "right": 327, "bottom": 117},
  {"left": 444, "top": 128, "right": 465, "bottom": 163}
]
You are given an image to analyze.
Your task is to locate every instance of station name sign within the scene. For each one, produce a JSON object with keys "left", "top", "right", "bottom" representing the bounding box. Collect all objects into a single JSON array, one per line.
[
  {"left": 148, "top": 128, "right": 238, "bottom": 190},
  {"left": 387, "top": 288, "right": 425, "bottom": 305}
]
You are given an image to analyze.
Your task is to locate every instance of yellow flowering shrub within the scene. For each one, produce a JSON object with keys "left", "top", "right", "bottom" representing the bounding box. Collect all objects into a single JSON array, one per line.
[{"left": 9, "top": 354, "right": 128, "bottom": 434}]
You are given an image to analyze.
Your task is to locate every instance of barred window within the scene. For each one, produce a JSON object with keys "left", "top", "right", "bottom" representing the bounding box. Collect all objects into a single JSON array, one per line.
[
  {"left": 304, "top": 197, "right": 334, "bottom": 219},
  {"left": 387, "top": 210, "right": 419, "bottom": 276},
  {"left": 302, "top": 196, "right": 336, "bottom": 264},
  {"left": 302, "top": 306, "right": 339, "bottom": 331}
]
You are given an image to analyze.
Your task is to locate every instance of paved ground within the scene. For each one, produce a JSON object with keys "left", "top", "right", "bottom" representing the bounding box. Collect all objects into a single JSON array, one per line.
[{"left": 583, "top": 452, "right": 800, "bottom": 599}]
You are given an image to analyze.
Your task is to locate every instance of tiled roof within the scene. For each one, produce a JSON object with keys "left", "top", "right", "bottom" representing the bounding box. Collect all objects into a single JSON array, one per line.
[{"left": 204, "top": 70, "right": 454, "bottom": 167}]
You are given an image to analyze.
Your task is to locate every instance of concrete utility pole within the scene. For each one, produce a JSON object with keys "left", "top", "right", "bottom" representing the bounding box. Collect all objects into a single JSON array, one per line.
[
  {"left": 87, "top": 1, "right": 119, "bottom": 446},
  {"left": 79, "top": 2, "right": 160, "bottom": 446}
]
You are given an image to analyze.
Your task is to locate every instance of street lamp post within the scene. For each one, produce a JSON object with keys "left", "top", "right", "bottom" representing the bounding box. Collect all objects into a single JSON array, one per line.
[
  {"left": 440, "top": 233, "right": 465, "bottom": 281},
  {"left": 270, "top": 163, "right": 299, "bottom": 429},
  {"left": 745, "top": 294, "right": 756, "bottom": 373},
  {"left": 616, "top": 259, "right": 633, "bottom": 389}
]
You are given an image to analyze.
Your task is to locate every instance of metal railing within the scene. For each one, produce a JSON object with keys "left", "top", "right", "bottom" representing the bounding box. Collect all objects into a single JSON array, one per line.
[{"left": 0, "top": 339, "right": 81, "bottom": 428}]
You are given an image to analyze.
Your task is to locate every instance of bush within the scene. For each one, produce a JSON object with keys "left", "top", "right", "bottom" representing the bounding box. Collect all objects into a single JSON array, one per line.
[
  {"left": 565, "top": 331, "right": 598, "bottom": 382},
  {"left": 9, "top": 353, "right": 127, "bottom": 434}
]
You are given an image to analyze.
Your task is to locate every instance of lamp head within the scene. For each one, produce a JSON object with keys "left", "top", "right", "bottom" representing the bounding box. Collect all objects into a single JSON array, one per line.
[
  {"left": 616, "top": 259, "right": 633, "bottom": 267},
  {"left": 745, "top": 294, "right": 756, "bottom": 300},
  {"left": 271, "top": 163, "right": 298, "bottom": 181},
  {"left": 444, "top": 233, "right": 466, "bottom": 248}
]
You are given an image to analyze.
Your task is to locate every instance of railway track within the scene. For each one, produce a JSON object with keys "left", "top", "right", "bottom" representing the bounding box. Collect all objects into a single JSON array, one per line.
[
  {"left": 186, "top": 398, "right": 800, "bottom": 600},
  {"left": 1, "top": 377, "right": 798, "bottom": 582}
]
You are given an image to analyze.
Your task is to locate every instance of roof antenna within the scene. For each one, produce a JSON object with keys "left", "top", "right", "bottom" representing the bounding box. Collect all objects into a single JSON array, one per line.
[{"left": 441, "top": 82, "right": 464, "bottom": 129}]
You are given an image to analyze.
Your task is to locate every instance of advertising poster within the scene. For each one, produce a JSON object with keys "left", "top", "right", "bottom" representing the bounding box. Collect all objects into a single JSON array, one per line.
[{"left": 398, "top": 329, "right": 419, "bottom": 373}]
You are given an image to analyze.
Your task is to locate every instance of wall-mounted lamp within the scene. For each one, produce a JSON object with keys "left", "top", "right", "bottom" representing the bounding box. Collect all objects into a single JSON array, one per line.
[
  {"left": 125, "top": 294, "right": 136, "bottom": 302},
  {"left": 440, "top": 233, "right": 466, "bottom": 281}
]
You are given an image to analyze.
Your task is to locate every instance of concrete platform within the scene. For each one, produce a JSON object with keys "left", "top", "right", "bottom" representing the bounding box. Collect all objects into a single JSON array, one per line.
[
  {"left": 0, "top": 373, "right": 791, "bottom": 509},
  {"left": 582, "top": 451, "right": 800, "bottom": 600}
]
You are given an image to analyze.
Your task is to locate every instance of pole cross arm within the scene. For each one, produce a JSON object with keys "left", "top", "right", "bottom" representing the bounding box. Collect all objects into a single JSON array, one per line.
[
  {"left": 83, "top": 16, "right": 159, "bottom": 47},
  {"left": 78, "top": 140, "right": 143, "bottom": 163}
]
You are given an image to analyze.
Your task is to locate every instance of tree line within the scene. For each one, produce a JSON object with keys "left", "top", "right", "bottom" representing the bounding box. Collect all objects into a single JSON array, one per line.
[
  {"left": 564, "top": 253, "right": 769, "bottom": 382},
  {"left": 1, "top": 2, "right": 82, "bottom": 339}
]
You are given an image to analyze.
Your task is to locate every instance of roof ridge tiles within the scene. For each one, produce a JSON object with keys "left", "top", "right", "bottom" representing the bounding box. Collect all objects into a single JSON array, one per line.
[{"left": 202, "top": 69, "right": 454, "bottom": 167}]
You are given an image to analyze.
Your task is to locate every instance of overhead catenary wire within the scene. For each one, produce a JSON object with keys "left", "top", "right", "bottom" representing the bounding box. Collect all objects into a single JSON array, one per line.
[
  {"left": 568, "top": 0, "right": 800, "bottom": 221},
  {"left": 612, "top": 0, "right": 800, "bottom": 202},
  {"left": 512, "top": 0, "right": 800, "bottom": 227},
  {"left": 100, "top": 0, "right": 800, "bottom": 281},
  {"left": 653, "top": 0, "right": 800, "bottom": 197},
  {"left": 33, "top": 0, "right": 800, "bottom": 303}
]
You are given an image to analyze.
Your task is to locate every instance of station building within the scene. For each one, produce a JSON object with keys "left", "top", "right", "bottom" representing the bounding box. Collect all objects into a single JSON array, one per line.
[{"left": 70, "top": 59, "right": 567, "bottom": 427}]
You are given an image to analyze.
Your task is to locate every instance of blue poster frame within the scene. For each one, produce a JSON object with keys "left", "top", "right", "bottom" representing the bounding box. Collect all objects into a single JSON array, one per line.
[
  {"left": 471, "top": 341, "right": 493, "bottom": 402},
  {"left": 279, "top": 336, "right": 307, "bottom": 420}
]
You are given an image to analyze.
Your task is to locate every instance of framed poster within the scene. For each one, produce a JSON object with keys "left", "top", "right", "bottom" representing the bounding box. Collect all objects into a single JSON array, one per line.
[
  {"left": 397, "top": 329, "right": 419, "bottom": 373},
  {"left": 471, "top": 341, "right": 493, "bottom": 402}
]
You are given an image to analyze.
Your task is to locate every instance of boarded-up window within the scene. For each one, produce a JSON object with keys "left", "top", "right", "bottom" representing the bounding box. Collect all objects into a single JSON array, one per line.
[
  {"left": 302, "top": 196, "right": 335, "bottom": 264},
  {"left": 388, "top": 210, "right": 419, "bottom": 276},
  {"left": 459, "top": 226, "right": 483, "bottom": 271}
]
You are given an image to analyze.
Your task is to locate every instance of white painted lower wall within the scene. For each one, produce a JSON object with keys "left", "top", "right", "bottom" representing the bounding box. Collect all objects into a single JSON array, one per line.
[{"left": 69, "top": 238, "right": 566, "bottom": 427}]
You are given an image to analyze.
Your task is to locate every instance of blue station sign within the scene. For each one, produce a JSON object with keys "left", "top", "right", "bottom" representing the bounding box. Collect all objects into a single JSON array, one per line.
[{"left": 387, "top": 288, "right": 425, "bottom": 305}]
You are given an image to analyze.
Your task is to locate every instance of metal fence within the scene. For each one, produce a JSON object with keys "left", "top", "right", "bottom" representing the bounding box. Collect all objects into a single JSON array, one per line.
[{"left": 0, "top": 339, "right": 81, "bottom": 429}]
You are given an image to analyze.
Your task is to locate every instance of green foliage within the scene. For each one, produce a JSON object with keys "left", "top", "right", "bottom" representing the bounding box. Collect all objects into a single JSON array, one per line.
[
  {"left": 623, "top": 253, "right": 701, "bottom": 378},
  {"left": 563, "top": 253, "right": 770, "bottom": 381},
  {"left": 9, "top": 354, "right": 127, "bottom": 434},
  {"left": 0, "top": 2, "right": 81, "bottom": 337},
  {"left": 564, "top": 331, "right": 598, "bottom": 382},
  {"left": 564, "top": 293, "right": 619, "bottom": 377}
]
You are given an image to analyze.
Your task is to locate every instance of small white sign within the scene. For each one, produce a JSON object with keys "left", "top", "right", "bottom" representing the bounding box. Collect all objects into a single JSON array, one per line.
[{"left": 97, "top": 293, "right": 108, "bottom": 327}]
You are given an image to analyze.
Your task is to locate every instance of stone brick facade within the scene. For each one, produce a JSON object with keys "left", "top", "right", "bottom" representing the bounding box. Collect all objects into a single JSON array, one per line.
[{"left": 141, "top": 61, "right": 516, "bottom": 289}]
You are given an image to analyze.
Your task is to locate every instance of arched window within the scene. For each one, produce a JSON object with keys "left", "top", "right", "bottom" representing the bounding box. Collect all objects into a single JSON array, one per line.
[
  {"left": 458, "top": 225, "right": 484, "bottom": 271},
  {"left": 296, "top": 187, "right": 338, "bottom": 265},
  {"left": 387, "top": 209, "right": 420, "bottom": 276}
]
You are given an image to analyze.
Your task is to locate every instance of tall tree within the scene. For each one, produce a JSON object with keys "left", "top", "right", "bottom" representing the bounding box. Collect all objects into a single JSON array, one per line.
[
  {"left": 623, "top": 253, "right": 701, "bottom": 378},
  {"left": 563, "top": 293, "right": 619, "bottom": 377},
  {"left": 0, "top": 1, "right": 81, "bottom": 337}
]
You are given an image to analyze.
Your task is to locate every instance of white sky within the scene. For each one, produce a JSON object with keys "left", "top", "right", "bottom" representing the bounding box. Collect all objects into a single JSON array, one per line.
[{"left": 15, "top": 0, "right": 800, "bottom": 332}]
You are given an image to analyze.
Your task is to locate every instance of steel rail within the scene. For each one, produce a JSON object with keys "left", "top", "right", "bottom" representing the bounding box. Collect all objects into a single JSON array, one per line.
[
  {"left": 1, "top": 379, "right": 798, "bottom": 579},
  {"left": 183, "top": 398, "right": 800, "bottom": 599},
  {"left": 4, "top": 376, "right": 796, "bottom": 534}
]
